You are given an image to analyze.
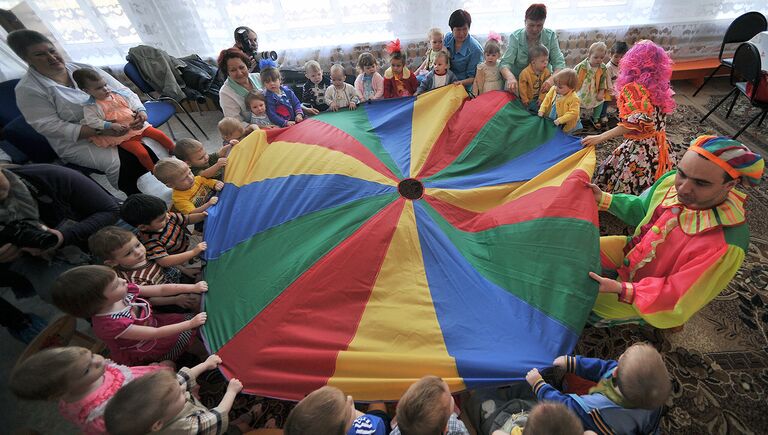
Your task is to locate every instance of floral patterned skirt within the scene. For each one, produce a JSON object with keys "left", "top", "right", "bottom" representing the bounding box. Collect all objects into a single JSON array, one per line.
[{"left": 594, "top": 136, "right": 677, "bottom": 195}]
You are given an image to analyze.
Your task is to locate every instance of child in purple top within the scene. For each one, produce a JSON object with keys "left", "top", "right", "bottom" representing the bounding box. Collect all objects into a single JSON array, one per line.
[{"left": 261, "top": 66, "right": 304, "bottom": 127}]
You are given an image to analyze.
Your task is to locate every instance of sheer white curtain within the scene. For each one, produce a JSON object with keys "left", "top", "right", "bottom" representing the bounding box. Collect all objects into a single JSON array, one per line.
[{"left": 1, "top": 0, "right": 766, "bottom": 67}]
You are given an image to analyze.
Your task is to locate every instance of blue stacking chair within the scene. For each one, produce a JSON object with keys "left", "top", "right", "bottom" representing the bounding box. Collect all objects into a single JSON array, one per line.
[
  {"left": 0, "top": 79, "right": 56, "bottom": 163},
  {"left": 124, "top": 61, "right": 208, "bottom": 140},
  {"left": 0, "top": 79, "right": 106, "bottom": 175}
]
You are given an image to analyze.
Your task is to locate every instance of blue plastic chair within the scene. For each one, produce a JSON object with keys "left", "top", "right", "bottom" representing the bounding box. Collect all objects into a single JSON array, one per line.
[
  {"left": 0, "top": 79, "right": 22, "bottom": 126},
  {"left": 1, "top": 79, "right": 50, "bottom": 162},
  {"left": 124, "top": 61, "right": 208, "bottom": 140},
  {"left": 0, "top": 79, "right": 102, "bottom": 173}
]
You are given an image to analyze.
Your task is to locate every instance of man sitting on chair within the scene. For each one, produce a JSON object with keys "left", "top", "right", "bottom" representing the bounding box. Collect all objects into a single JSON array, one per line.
[{"left": 588, "top": 136, "right": 764, "bottom": 328}]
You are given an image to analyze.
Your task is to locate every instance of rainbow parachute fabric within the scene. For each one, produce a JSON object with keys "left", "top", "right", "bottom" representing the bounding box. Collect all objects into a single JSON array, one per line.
[{"left": 202, "top": 86, "right": 600, "bottom": 401}]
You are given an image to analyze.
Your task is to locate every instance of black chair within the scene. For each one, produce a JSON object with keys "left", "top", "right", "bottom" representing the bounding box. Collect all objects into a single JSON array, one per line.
[
  {"left": 124, "top": 61, "right": 209, "bottom": 140},
  {"left": 693, "top": 11, "right": 767, "bottom": 97},
  {"left": 700, "top": 42, "right": 768, "bottom": 139}
]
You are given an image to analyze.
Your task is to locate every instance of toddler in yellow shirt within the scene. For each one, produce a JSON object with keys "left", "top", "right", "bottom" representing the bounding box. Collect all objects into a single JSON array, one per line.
[{"left": 154, "top": 158, "right": 223, "bottom": 214}]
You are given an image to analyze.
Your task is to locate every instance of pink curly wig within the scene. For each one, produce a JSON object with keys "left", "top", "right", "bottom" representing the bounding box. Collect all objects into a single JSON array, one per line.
[{"left": 614, "top": 40, "right": 676, "bottom": 114}]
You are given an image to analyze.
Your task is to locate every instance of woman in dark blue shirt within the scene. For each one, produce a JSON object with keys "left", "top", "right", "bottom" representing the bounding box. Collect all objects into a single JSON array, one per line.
[{"left": 443, "top": 9, "right": 484, "bottom": 88}]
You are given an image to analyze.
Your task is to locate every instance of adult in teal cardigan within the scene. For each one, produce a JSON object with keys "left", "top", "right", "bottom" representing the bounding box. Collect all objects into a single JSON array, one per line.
[{"left": 499, "top": 3, "right": 566, "bottom": 94}]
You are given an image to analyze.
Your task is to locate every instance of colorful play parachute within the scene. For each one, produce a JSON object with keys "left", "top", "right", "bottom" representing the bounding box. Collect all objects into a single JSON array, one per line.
[{"left": 202, "top": 86, "right": 600, "bottom": 401}]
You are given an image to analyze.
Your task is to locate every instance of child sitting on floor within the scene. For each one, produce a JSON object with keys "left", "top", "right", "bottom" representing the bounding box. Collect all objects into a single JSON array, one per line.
[
  {"left": 153, "top": 158, "right": 223, "bottom": 215},
  {"left": 104, "top": 354, "right": 242, "bottom": 435},
  {"left": 326, "top": 64, "right": 361, "bottom": 111},
  {"left": 391, "top": 375, "right": 469, "bottom": 435},
  {"left": 302, "top": 60, "right": 330, "bottom": 114},
  {"left": 120, "top": 194, "right": 207, "bottom": 269},
  {"left": 415, "top": 28, "right": 445, "bottom": 80},
  {"left": 262, "top": 66, "right": 305, "bottom": 127},
  {"left": 538, "top": 68, "right": 582, "bottom": 133},
  {"left": 89, "top": 226, "right": 202, "bottom": 311},
  {"left": 354, "top": 52, "right": 384, "bottom": 102},
  {"left": 575, "top": 41, "right": 609, "bottom": 129},
  {"left": 10, "top": 346, "right": 170, "bottom": 435},
  {"left": 73, "top": 68, "right": 175, "bottom": 171},
  {"left": 383, "top": 39, "right": 418, "bottom": 98},
  {"left": 472, "top": 33, "right": 503, "bottom": 95},
  {"left": 174, "top": 138, "right": 230, "bottom": 180},
  {"left": 246, "top": 91, "right": 276, "bottom": 128},
  {"left": 518, "top": 44, "right": 551, "bottom": 112},
  {"left": 525, "top": 343, "right": 670, "bottom": 435},
  {"left": 284, "top": 386, "right": 391, "bottom": 435},
  {"left": 51, "top": 265, "right": 208, "bottom": 366},
  {"left": 415, "top": 50, "right": 458, "bottom": 95}
]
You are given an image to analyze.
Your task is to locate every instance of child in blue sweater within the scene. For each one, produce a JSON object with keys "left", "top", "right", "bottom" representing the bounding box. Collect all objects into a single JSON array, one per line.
[
  {"left": 261, "top": 66, "right": 304, "bottom": 127},
  {"left": 525, "top": 343, "right": 670, "bottom": 435}
]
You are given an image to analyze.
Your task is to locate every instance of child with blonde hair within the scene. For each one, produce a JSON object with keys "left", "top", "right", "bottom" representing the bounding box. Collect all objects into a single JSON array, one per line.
[
  {"left": 415, "top": 50, "right": 458, "bottom": 95},
  {"left": 285, "top": 386, "right": 391, "bottom": 435},
  {"left": 383, "top": 39, "right": 418, "bottom": 98},
  {"left": 538, "top": 68, "right": 582, "bottom": 132},
  {"left": 154, "top": 157, "right": 223, "bottom": 215},
  {"left": 105, "top": 354, "right": 242, "bottom": 435},
  {"left": 262, "top": 66, "right": 305, "bottom": 127},
  {"left": 518, "top": 44, "right": 551, "bottom": 111},
  {"left": 415, "top": 28, "right": 445, "bottom": 78},
  {"left": 472, "top": 34, "right": 503, "bottom": 95},
  {"left": 218, "top": 116, "right": 250, "bottom": 145},
  {"left": 173, "top": 137, "right": 229, "bottom": 180},
  {"left": 51, "top": 265, "right": 208, "bottom": 365},
  {"left": 354, "top": 52, "right": 384, "bottom": 101},
  {"left": 302, "top": 59, "right": 330, "bottom": 114},
  {"left": 73, "top": 68, "right": 175, "bottom": 171},
  {"left": 525, "top": 343, "right": 670, "bottom": 434},
  {"left": 10, "top": 346, "right": 170, "bottom": 435},
  {"left": 325, "top": 64, "right": 361, "bottom": 111},
  {"left": 575, "top": 41, "right": 609, "bottom": 129}
]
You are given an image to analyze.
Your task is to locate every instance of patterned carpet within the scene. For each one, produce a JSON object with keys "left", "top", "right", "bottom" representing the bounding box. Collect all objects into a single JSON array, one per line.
[{"left": 197, "top": 102, "right": 768, "bottom": 434}]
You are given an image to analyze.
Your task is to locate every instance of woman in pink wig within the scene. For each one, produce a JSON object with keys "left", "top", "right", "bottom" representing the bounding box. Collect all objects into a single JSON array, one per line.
[{"left": 582, "top": 40, "right": 677, "bottom": 195}]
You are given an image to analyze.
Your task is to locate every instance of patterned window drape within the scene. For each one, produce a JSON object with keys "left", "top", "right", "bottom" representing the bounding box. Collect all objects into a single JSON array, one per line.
[{"left": 0, "top": 0, "right": 766, "bottom": 70}]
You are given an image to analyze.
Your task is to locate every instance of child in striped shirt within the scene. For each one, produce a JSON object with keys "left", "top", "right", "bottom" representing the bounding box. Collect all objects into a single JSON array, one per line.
[
  {"left": 89, "top": 226, "right": 201, "bottom": 311},
  {"left": 120, "top": 194, "right": 207, "bottom": 271}
]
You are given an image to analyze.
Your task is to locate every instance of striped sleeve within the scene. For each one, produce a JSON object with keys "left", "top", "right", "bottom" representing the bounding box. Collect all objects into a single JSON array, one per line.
[{"left": 143, "top": 239, "right": 169, "bottom": 260}]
